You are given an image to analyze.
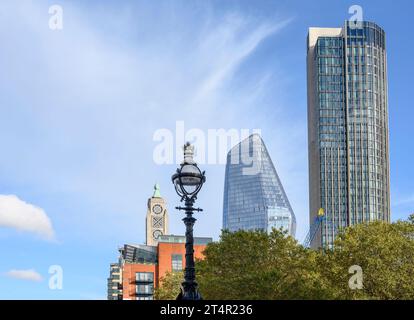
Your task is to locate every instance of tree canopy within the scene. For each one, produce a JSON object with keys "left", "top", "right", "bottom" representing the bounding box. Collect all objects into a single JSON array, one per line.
[
  {"left": 320, "top": 220, "right": 414, "bottom": 299},
  {"left": 155, "top": 217, "right": 414, "bottom": 300},
  {"left": 154, "top": 271, "right": 183, "bottom": 300}
]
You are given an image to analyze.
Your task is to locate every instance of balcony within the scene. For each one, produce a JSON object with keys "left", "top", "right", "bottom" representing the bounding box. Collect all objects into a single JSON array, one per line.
[{"left": 130, "top": 278, "right": 154, "bottom": 284}]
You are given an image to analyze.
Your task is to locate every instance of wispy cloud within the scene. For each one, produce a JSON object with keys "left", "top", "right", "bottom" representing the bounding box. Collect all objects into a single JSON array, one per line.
[
  {"left": 194, "top": 15, "right": 291, "bottom": 101},
  {"left": 0, "top": 195, "right": 55, "bottom": 241},
  {"left": 5, "top": 269, "right": 43, "bottom": 282},
  {"left": 0, "top": 1, "right": 299, "bottom": 242}
]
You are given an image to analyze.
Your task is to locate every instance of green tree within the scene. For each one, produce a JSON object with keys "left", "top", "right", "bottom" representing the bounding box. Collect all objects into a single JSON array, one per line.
[
  {"left": 154, "top": 271, "right": 183, "bottom": 300},
  {"left": 320, "top": 219, "right": 414, "bottom": 299},
  {"left": 196, "top": 229, "right": 334, "bottom": 299},
  {"left": 408, "top": 213, "right": 414, "bottom": 224},
  {"left": 153, "top": 216, "right": 414, "bottom": 300}
]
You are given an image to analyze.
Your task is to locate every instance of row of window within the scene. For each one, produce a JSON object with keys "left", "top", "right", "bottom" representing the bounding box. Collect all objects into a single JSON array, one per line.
[
  {"left": 318, "top": 65, "right": 344, "bottom": 75},
  {"left": 319, "top": 92, "right": 344, "bottom": 101},
  {"left": 317, "top": 47, "right": 343, "bottom": 56},
  {"left": 318, "top": 57, "right": 343, "bottom": 66},
  {"left": 346, "top": 29, "right": 385, "bottom": 48},
  {"left": 317, "top": 37, "right": 343, "bottom": 48},
  {"left": 318, "top": 83, "right": 343, "bottom": 91},
  {"left": 347, "top": 54, "right": 381, "bottom": 65}
]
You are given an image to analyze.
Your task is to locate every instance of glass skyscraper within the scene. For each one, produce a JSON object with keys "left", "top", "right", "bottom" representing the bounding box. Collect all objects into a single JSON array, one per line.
[
  {"left": 222, "top": 134, "right": 296, "bottom": 237},
  {"left": 307, "top": 21, "right": 390, "bottom": 248}
]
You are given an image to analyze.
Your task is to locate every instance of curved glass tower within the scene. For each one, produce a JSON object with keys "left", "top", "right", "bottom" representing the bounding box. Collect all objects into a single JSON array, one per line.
[
  {"left": 307, "top": 21, "right": 390, "bottom": 248},
  {"left": 222, "top": 134, "right": 296, "bottom": 237}
]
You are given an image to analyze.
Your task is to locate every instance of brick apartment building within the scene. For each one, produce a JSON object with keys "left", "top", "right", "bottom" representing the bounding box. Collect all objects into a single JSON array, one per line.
[{"left": 107, "top": 185, "right": 212, "bottom": 300}]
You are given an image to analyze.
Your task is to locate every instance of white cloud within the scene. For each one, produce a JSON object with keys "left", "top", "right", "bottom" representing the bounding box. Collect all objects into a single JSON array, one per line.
[
  {"left": 5, "top": 269, "right": 43, "bottom": 282},
  {"left": 0, "top": 195, "right": 55, "bottom": 240}
]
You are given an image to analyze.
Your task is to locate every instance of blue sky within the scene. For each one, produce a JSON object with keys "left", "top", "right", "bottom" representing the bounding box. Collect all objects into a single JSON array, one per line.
[{"left": 0, "top": 0, "right": 412, "bottom": 299}]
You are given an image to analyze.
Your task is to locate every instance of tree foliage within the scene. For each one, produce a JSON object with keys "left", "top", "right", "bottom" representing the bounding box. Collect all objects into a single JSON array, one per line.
[
  {"left": 320, "top": 220, "right": 414, "bottom": 299},
  {"left": 154, "top": 271, "right": 183, "bottom": 300},
  {"left": 197, "top": 229, "right": 332, "bottom": 299},
  {"left": 155, "top": 217, "right": 414, "bottom": 300}
]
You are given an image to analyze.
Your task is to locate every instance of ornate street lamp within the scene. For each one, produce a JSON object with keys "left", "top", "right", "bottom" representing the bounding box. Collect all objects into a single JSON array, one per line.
[{"left": 172, "top": 142, "right": 206, "bottom": 300}]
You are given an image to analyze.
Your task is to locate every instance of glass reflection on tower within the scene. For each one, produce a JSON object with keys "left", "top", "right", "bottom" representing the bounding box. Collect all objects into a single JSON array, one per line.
[{"left": 223, "top": 134, "right": 296, "bottom": 237}]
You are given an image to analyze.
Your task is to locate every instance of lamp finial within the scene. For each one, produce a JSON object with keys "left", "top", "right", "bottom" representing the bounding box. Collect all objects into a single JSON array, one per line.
[{"left": 183, "top": 142, "right": 195, "bottom": 164}]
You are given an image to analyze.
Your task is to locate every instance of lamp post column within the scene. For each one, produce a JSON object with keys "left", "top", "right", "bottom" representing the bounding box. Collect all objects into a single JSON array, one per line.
[
  {"left": 181, "top": 199, "right": 201, "bottom": 300},
  {"left": 172, "top": 142, "right": 205, "bottom": 300}
]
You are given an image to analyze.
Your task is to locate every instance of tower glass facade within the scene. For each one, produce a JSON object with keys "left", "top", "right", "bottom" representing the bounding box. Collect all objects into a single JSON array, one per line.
[
  {"left": 307, "top": 21, "right": 390, "bottom": 248},
  {"left": 223, "top": 134, "right": 296, "bottom": 237}
]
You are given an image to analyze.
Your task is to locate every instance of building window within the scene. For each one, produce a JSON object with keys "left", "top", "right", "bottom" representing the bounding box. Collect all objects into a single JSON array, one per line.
[
  {"left": 135, "top": 272, "right": 153, "bottom": 283},
  {"left": 135, "top": 272, "right": 154, "bottom": 300},
  {"left": 171, "top": 254, "right": 183, "bottom": 271},
  {"left": 136, "top": 284, "right": 153, "bottom": 295}
]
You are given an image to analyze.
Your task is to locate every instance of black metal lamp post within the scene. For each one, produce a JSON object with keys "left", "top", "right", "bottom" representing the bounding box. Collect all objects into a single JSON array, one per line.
[{"left": 172, "top": 142, "right": 206, "bottom": 300}]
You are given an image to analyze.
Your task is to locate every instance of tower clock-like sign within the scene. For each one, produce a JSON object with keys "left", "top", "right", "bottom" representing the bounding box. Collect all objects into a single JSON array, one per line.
[
  {"left": 153, "top": 204, "right": 162, "bottom": 214},
  {"left": 146, "top": 184, "right": 168, "bottom": 246}
]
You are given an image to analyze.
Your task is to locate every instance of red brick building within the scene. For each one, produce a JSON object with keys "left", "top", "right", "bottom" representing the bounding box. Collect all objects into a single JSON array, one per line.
[
  {"left": 108, "top": 235, "right": 211, "bottom": 300},
  {"left": 107, "top": 185, "right": 212, "bottom": 300}
]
